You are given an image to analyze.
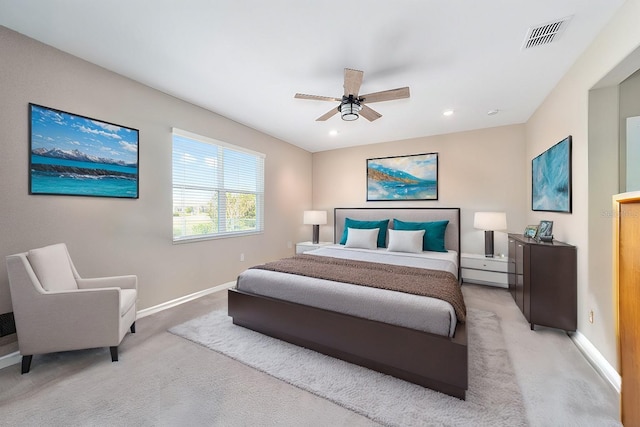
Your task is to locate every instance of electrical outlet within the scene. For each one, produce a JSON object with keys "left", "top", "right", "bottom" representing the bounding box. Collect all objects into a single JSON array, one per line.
[
  {"left": 589, "top": 310, "right": 594, "bottom": 324},
  {"left": 240, "top": 253, "right": 245, "bottom": 262},
  {"left": 287, "top": 241, "right": 292, "bottom": 249}
]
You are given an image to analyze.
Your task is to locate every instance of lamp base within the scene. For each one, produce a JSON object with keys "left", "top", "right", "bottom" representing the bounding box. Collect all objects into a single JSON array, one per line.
[
  {"left": 312, "top": 225, "right": 320, "bottom": 244},
  {"left": 484, "top": 230, "right": 494, "bottom": 258}
]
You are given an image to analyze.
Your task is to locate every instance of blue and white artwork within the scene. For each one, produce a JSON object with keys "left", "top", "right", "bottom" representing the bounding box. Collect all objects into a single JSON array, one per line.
[
  {"left": 29, "top": 104, "right": 139, "bottom": 198},
  {"left": 532, "top": 136, "right": 571, "bottom": 213},
  {"left": 367, "top": 153, "right": 438, "bottom": 201}
]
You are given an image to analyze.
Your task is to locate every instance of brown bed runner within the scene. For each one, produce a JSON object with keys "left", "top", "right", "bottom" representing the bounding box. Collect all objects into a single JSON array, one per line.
[{"left": 250, "top": 254, "right": 466, "bottom": 322}]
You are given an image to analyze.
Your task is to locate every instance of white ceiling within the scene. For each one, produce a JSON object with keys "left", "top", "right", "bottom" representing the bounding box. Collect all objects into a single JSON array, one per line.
[{"left": 0, "top": 1, "right": 625, "bottom": 152}]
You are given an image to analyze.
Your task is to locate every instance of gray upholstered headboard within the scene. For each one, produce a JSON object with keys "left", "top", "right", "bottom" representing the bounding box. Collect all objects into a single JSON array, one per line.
[{"left": 334, "top": 207, "right": 461, "bottom": 256}]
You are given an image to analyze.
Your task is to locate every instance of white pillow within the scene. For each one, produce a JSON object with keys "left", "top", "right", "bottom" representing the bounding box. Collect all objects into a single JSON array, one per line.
[
  {"left": 344, "top": 227, "right": 379, "bottom": 249},
  {"left": 387, "top": 229, "right": 425, "bottom": 253}
]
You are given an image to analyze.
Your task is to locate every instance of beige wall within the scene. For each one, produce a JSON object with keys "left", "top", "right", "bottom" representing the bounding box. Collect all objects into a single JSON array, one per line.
[
  {"left": 525, "top": 0, "right": 640, "bottom": 369},
  {"left": 587, "top": 85, "right": 620, "bottom": 370},
  {"left": 0, "top": 27, "right": 312, "bottom": 324},
  {"left": 312, "top": 125, "right": 528, "bottom": 257}
]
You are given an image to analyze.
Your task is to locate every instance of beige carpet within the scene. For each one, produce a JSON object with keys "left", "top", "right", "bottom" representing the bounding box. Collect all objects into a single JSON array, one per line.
[
  {"left": 0, "top": 284, "right": 621, "bottom": 426},
  {"left": 170, "top": 307, "right": 527, "bottom": 426}
]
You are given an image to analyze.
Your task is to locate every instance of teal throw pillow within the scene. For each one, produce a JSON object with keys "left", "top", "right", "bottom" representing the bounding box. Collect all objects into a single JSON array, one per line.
[
  {"left": 340, "top": 218, "right": 390, "bottom": 248},
  {"left": 393, "top": 219, "right": 449, "bottom": 252}
]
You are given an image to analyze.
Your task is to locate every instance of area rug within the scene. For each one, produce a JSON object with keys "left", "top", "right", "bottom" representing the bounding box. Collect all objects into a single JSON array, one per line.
[{"left": 169, "top": 307, "right": 527, "bottom": 426}]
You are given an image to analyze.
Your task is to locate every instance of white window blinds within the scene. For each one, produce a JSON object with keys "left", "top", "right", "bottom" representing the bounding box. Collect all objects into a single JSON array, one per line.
[{"left": 172, "top": 128, "right": 265, "bottom": 242}]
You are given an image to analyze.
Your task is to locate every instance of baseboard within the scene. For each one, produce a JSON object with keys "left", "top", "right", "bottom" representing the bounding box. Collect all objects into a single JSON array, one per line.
[
  {"left": 570, "top": 331, "right": 621, "bottom": 393},
  {"left": 0, "top": 281, "right": 236, "bottom": 369},
  {"left": 0, "top": 351, "right": 21, "bottom": 370},
  {"left": 136, "top": 280, "right": 236, "bottom": 319}
]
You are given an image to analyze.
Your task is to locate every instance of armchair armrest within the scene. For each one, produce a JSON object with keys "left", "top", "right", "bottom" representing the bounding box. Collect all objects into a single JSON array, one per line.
[
  {"left": 15, "top": 287, "right": 124, "bottom": 354},
  {"left": 77, "top": 275, "right": 137, "bottom": 290}
]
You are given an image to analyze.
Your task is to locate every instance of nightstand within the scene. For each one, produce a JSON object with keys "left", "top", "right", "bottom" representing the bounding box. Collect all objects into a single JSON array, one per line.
[
  {"left": 461, "top": 253, "right": 508, "bottom": 288},
  {"left": 295, "top": 241, "right": 333, "bottom": 254}
]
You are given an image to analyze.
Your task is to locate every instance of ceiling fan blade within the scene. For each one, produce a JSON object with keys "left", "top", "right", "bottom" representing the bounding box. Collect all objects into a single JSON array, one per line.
[
  {"left": 360, "top": 105, "right": 382, "bottom": 122},
  {"left": 295, "top": 93, "right": 341, "bottom": 102},
  {"left": 359, "top": 87, "right": 410, "bottom": 103},
  {"left": 316, "top": 107, "right": 339, "bottom": 121},
  {"left": 343, "top": 68, "right": 364, "bottom": 96}
]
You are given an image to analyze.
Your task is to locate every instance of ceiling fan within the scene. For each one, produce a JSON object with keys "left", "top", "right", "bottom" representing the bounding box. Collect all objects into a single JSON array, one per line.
[{"left": 294, "top": 68, "right": 410, "bottom": 122}]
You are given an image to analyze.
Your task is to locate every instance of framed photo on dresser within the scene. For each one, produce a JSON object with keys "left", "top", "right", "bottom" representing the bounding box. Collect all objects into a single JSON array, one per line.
[
  {"left": 524, "top": 225, "right": 538, "bottom": 238},
  {"left": 537, "top": 220, "right": 553, "bottom": 241}
]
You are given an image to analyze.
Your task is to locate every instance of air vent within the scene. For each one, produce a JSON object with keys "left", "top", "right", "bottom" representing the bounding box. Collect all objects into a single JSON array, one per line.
[{"left": 522, "top": 16, "right": 572, "bottom": 50}]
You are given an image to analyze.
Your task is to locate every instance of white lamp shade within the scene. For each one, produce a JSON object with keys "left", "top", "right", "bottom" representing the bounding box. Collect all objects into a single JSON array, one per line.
[
  {"left": 474, "top": 212, "right": 507, "bottom": 231},
  {"left": 303, "top": 210, "right": 327, "bottom": 225}
]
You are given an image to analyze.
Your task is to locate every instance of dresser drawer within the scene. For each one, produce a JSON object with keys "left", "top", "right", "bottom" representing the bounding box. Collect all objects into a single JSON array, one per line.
[{"left": 460, "top": 256, "right": 508, "bottom": 273}]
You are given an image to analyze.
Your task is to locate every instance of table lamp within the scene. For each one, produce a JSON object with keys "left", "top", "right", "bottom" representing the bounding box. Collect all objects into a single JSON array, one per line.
[
  {"left": 474, "top": 212, "right": 507, "bottom": 257},
  {"left": 303, "top": 210, "right": 327, "bottom": 244}
]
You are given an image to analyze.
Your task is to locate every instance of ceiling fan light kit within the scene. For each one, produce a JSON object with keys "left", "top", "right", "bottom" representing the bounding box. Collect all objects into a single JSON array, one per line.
[
  {"left": 294, "top": 68, "right": 409, "bottom": 122},
  {"left": 339, "top": 95, "right": 361, "bottom": 121}
]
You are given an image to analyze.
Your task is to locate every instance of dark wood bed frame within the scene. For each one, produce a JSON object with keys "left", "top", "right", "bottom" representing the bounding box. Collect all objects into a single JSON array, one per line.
[{"left": 228, "top": 207, "right": 468, "bottom": 399}]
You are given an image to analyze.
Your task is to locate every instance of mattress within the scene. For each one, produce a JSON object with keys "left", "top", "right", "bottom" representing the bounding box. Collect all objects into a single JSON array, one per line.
[{"left": 235, "top": 245, "right": 460, "bottom": 337}]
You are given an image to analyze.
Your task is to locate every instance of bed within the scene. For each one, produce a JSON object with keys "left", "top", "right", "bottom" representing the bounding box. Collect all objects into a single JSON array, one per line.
[{"left": 228, "top": 207, "right": 467, "bottom": 399}]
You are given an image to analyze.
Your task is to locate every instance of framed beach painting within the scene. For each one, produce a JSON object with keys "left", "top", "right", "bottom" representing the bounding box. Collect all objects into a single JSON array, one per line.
[
  {"left": 366, "top": 152, "right": 438, "bottom": 201},
  {"left": 29, "top": 103, "right": 139, "bottom": 199},
  {"left": 532, "top": 136, "right": 571, "bottom": 213}
]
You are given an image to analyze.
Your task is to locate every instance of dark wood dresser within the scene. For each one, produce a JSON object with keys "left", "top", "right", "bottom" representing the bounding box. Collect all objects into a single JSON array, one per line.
[
  {"left": 614, "top": 192, "right": 640, "bottom": 425},
  {"left": 507, "top": 233, "right": 577, "bottom": 332}
]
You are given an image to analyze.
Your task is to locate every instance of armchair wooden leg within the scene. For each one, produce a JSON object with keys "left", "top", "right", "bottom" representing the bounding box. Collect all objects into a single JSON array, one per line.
[
  {"left": 110, "top": 346, "right": 118, "bottom": 362},
  {"left": 21, "top": 355, "right": 33, "bottom": 374},
  {"left": 130, "top": 322, "right": 136, "bottom": 333}
]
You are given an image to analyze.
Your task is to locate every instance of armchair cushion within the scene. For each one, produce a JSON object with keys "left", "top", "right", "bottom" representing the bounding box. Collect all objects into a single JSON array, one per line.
[
  {"left": 120, "top": 289, "right": 137, "bottom": 316},
  {"left": 27, "top": 244, "right": 77, "bottom": 292}
]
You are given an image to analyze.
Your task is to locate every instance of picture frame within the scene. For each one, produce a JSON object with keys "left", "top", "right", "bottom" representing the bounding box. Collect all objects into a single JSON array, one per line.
[
  {"left": 366, "top": 152, "right": 438, "bottom": 201},
  {"left": 532, "top": 135, "right": 572, "bottom": 213},
  {"left": 537, "top": 220, "right": 554, "bottom": 240},
  {"left": 29, "top": 103, "right": 139, "bottom": 199},
  {"left": 524, "top": 225, "right": 538, "bottom": 238}
]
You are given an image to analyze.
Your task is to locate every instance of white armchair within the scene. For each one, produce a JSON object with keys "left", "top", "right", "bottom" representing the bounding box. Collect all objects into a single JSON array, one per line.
[{"left": 6, "top": 243, "right": 137, "bottom": 373}]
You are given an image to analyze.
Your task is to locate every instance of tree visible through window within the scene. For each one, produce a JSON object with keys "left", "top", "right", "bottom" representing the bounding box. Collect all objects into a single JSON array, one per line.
[{"left": 172, "top": 129, "right": 265, "bottom": 242}]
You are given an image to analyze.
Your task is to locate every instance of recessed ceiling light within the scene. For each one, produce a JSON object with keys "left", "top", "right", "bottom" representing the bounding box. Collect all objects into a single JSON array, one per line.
[
  {"left": 487, "top": 109, "right": 499, "bottom": 116},
  {"left": 329, "top": 130, "right": 338, "bottom": 136},
  {"left": 443, "top": 110, "right": 454, "bottom": 116}
]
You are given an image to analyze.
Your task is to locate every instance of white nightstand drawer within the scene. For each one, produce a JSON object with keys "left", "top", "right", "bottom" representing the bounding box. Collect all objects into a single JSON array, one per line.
[
  {"left": 461, "top": 269, "right": 508, "bottom": 287},
  {"left": 460, "top": 256, "right": 508, "bottom": 273},
  {"left": 460, "top": 253, "right": 508, "bottom": 288}
]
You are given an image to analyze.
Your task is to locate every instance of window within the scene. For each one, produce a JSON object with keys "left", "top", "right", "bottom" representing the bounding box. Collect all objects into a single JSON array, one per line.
[{"left": 172, "top": 128, "right": 265, "bottom": 242}]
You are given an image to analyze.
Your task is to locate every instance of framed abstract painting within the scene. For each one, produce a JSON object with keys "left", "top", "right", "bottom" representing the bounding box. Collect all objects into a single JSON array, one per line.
[
  {"left": 532, "top": 136, "right": 571, "bottom": 213},
  {"left": 29, "top": 103, "right": 139, "bottom": 199},
  {"left": 367, "top": 152, "right": 438, "bottom": 201}
]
